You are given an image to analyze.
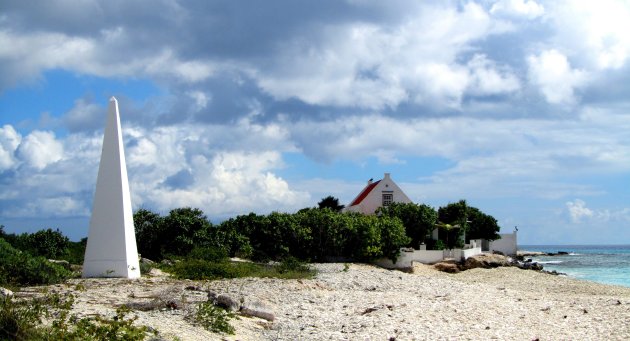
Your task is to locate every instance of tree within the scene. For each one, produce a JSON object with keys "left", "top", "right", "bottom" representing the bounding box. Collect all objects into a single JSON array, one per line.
[
  {"left": 24, "top": 228, "right": 70, "bottom": 259},
  {"left": 133, "top": 208, "right": 165, "bottom": 260},
  {"left": 377, "top": 203, "right": 437, "bottom": 248},
  {"left": 162, "top": 207, "right": 214, "bottom": 257},
  {"left": 466, "top": 207, "right": 501, "bottom": 241},
  {"left": 437, "top": 200, "right": 469, "bottom": 249},
  {"left": 317, "top": 196, "right": 345, "bottom": 212}
]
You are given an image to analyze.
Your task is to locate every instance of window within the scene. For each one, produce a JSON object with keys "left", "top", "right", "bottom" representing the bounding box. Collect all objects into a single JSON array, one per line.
[{"left": 382, "top": 192, "right": 393, "bottom": 206}]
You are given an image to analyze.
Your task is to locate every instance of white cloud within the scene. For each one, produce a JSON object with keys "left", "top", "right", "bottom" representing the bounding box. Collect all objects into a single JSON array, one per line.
[
  {"left": 566, "top": 199, "right": 593, "bottom": 223},
  {"left": 565, "top": 199, "right": 630, "bottom": 225},
  {"left": 548, "top": 0, "right": 630, "bottom": 70},
  {"left": 0, "top": 125, "right": 21, "bottom": 171},
  {"left": 490, "top": 0, "right": 545, "bottom": 19},
  {"left": 0, "top": 29, "right": 217, "bottom": 90},
  {"left": 15, "top": 130, "right": 64, "bottom": 170},
  {"left": 132, "top": 150, "right": 310, "bottom": 216},
  {"left": 4, "top": 196, "right": 89, "bottom": 218},
  {"left": 466, "top": 54, "right": 520, "bottom": 96},
  {"left": 527, "top": 49, "right": 587, "bottom": 105},
  {"left": 255, "top": 2, "right": 509, "bottom": 110}
]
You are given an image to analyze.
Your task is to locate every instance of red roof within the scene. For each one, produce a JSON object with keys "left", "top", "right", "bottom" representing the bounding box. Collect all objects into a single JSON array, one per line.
[{"left": 349, "top": 180, "right": 381, "bottom": 206}]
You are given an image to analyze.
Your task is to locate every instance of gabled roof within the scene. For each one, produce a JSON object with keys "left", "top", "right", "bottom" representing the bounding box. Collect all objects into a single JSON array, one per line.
[{"left": 348, "top": 180, "right": 381, "bottom": 207}]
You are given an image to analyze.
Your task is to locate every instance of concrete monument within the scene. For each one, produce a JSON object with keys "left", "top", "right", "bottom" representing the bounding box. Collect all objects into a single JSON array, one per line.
[{"left": 83, "top": 97, "right": 140, "bottom": 278}]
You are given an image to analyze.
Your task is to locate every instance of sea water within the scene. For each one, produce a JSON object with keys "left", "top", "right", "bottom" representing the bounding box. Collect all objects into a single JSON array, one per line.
[{"left": 519, "top": 245, "right": 630, "bottom": 288}]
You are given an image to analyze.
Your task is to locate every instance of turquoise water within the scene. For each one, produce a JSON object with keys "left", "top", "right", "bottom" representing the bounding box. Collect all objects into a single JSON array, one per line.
[{"left": 519, "top": 245, "right": 630, "bottom": 288}]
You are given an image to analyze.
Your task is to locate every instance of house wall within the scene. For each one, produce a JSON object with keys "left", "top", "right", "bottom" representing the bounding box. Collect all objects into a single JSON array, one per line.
[
  {"left": 489, "top": 232, "right": 517, "bottom": 255},
  {"left": 346, "top": 173, "right": 412, "bottom": 214}
]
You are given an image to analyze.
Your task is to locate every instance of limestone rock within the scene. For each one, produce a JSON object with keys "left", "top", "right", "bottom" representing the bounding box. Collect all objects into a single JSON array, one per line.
[
  {"left": 434, "top": 262, "right": 460, "bottom": 273},
  {"left": 1, "top": 287, "right": 13, "bottom": 298},
  {"left": 48, "top": 259, "right": 71, "bottom": 270},
  {"left": 240, "top": 299, "right": 275, "bottom": 321},
  {"left": 463, "top": 254, "right": 511, "bottom": 270}
]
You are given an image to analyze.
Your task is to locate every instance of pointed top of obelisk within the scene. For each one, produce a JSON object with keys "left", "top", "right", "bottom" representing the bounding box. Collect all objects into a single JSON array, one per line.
[{"left": 110, "top": 96, "right": 117, "bottom": 103}]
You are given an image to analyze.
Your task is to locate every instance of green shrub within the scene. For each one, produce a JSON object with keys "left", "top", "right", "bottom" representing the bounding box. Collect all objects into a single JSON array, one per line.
[
  {"left": 276, "top": 256, "right": 311, "bottom": 274},
  {"left": 167, "top": 259, "right": 315, "bottom": 281},
  {"left": 0, "top": 294, "right": 47, "bottom": 340},
  {"left": 0, "top": 294, "right": 155, "bottom": 340},
  {"left": 169, "top": 259, "right": 242, "bottom": 280},
  {"left": 187, "top": 246, "right": 228, "bottom": 262},
  {"left": 0, "top": 238, "right": 72, "bottom": 287},
  {"left": 192, "top": 302, "right": 235, "bottom": 335}
]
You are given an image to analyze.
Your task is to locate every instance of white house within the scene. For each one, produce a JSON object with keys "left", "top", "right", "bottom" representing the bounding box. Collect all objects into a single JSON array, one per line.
[{"left": 344, "top": 173, "right": 412, "bottom": 214}]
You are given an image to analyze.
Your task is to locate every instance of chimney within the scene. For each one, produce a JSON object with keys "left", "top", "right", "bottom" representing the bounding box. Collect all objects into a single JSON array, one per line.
[{"left": 384, "top": 172, "right": 391, "bottom": 180}]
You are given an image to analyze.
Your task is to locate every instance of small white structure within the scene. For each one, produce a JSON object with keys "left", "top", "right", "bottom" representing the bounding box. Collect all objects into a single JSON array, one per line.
[
  {"left": 344, "top": 173, "right": 412, "bottom": 214},
  {"left": 489, "top": 231, "right": 518, "bottom": 256},
  {"left": 83, "top": 97, "right": 140, "bottom": 278}
]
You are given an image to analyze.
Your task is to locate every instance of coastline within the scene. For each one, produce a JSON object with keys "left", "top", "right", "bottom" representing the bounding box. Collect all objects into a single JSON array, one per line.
[{"left": 19, "top": 262, "right": 630, "bottom": 340}]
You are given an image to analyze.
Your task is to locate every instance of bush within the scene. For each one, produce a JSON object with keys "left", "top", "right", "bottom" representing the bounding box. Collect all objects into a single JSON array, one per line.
[
  {"left": 0, "top": 294, "right": 47, "bottom": 340},
  {"left": 0, "top": 238, "right": 72, "bottom": 287},
  {"left": 0, "top": 294, "right": 155, "bottom": 340},
  {"left": 169, "top": 259, "right": 242, "bottom": 280},
  {"left": 187, "top": 246, "right": 228, "bottom": 262},
  {"left": 192, "top": 302, "right": 235, "bottom": 335},
  {"left": 166, "top": 258, "right": 315, "bottom": 281}
]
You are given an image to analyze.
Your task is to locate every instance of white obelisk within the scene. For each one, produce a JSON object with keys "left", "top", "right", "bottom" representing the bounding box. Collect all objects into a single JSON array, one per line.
[{"left": 83, "top": 97, "right": 140, "bottom": 278}]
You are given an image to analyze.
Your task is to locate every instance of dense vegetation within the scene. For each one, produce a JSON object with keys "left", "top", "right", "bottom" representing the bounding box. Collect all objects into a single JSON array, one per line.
[
  {"left": 0, "top": 236, "right": 72, "bottom": 287},
  {"left": 0, "top": 198, "right": 501, "bottom": 285},
  {"left": 134, "top": 207, "right": 410, "bottom": 263},
  {"left": 131, "top": 198, "right": 500, "bottom": 264}
]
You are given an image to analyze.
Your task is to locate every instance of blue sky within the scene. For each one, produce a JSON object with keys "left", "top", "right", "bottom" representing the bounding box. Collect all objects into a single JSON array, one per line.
[{"left": 1, "top": 0, "right": 630, "bottom": 243}]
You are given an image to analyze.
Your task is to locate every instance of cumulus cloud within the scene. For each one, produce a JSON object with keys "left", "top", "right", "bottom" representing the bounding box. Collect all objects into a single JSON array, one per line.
[
  {"left": 527, "top": 49, "right": 587, "bottom": 105},
  {"left": 566, "top": 199, "right": 593, "bottom": 223},
  {"left": 466, "top": 54, "right": 520, "bottom": 96},
  {"left": 548, "top": 0, "right": 630, "bottom": 70},
  {"left": 565, "top": 199, "right": 630, "bottom": 225},
  {"left": 255, "top": 2, "right": 509, "bottom": 110},
  {"left": 15, "top": 131, "right": 64, "bottom": 170},
  {"left": 0, "top": 125, "right": 21, "bottom": 171}
]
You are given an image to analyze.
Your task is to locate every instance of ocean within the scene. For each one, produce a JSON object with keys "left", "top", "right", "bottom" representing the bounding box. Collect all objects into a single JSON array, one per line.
[{"left": 519, "top": 245, "right": 630, "bottom": 288}]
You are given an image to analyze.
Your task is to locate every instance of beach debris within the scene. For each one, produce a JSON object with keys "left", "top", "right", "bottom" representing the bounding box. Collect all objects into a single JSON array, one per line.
[
  {"left": 48, "top": 259, "right": 72, "bottom": 270},
  {"left": 361, "top": 306, "right": 380, "bottom": 315},
  {"left": 240, "top": 299, "right": 275, "bottom": 321},
  {"left": 216, "top": 293, "right": 240, "bottom": 311}
]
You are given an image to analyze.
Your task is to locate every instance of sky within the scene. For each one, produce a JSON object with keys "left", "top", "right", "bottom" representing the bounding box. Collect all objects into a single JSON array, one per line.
[{"left": 1, "top": 0, "right": 630, "bottom": 244}]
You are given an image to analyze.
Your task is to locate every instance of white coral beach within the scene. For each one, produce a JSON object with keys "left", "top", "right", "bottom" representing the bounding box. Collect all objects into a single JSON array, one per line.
[{"left": 21, "top": 263, "right": 630, "bottom": 340}]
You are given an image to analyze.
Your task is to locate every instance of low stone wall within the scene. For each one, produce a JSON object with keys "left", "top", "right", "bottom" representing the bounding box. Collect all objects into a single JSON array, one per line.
[
  {"left": 461, "top": 247, "right": 483, "bottom": 260},
  {"left": 376, "top": 248, "right": 445, "bottom": 269}
]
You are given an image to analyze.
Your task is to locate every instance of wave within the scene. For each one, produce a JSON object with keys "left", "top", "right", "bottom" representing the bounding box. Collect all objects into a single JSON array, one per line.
[{"left": 536, "top": 260, "right": 563, "bottom": 264}]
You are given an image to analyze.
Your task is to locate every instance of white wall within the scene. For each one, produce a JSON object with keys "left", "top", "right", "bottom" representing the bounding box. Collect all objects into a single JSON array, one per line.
[
  {"left": 489, "top": 232, "right": 517, "bottom": 255},
  {"left": 461, "top": 247, "right": 483, "bottom": 260},
  {"left": 376, "top": 249, "right": 445, "bottom": 268}
]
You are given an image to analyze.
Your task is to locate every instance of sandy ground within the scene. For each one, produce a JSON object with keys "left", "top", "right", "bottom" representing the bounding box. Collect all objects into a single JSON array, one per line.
[{"left": 18, "top": 263, "right": 630, "bottom": 340}]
